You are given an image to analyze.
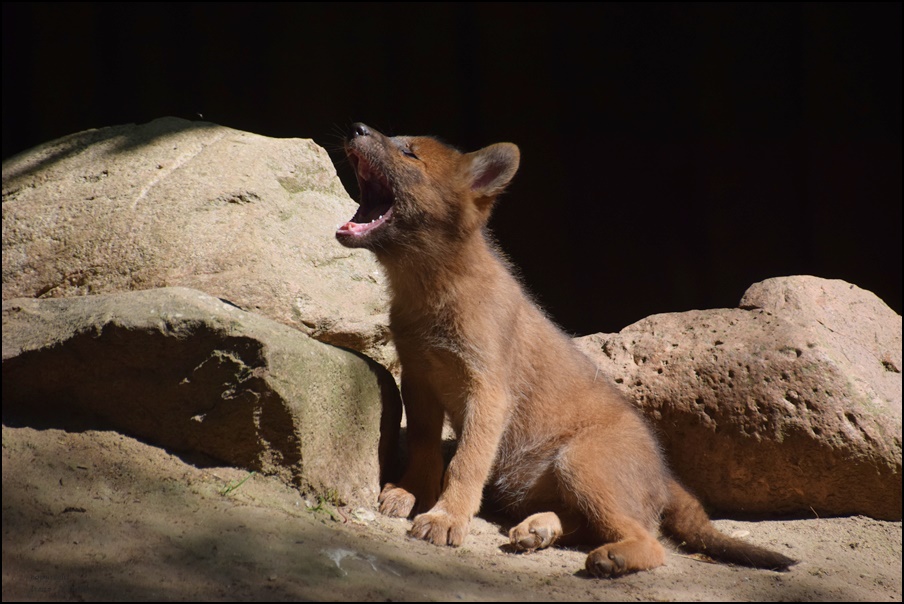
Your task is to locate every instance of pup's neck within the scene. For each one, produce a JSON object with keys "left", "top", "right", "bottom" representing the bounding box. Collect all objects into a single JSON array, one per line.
[{"left": 379, "top": 228, "right": 502, "bottom": 310}]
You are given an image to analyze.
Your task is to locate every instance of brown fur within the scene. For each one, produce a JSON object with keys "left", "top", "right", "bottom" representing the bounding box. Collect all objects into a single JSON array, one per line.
[{"left": 336, "top": 123, "right": 796, "bottom": 577}]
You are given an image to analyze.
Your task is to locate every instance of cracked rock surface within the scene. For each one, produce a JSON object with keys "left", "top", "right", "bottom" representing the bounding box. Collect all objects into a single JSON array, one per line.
[
  {"left": 2, "top": 287, "right": 400, "bottom": 506},
  {"left": 577, "top": 276, "right": 902, "bottom": 520},
  {"left": 1, "top": 117, "right": 393, "bottom": 370}
]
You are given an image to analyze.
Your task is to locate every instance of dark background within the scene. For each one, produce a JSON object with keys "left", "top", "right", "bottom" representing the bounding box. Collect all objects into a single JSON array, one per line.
[{"left": 3, "top": 2, "right": 901, "bottom": 335}]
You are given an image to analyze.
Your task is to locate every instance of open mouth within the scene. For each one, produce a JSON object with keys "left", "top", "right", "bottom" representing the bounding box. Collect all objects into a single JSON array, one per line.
[{"left": 336, "top": 151, "right": 394, "bottom": 240}]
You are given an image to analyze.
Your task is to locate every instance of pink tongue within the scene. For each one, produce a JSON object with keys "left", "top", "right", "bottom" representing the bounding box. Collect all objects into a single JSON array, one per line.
[
  {"left": 337, "top": 208, "right": 391, "bottom": 237},
  {"left": 337, "top": 217, "right": 383, "bottom": 236},
  {"left": 338, "top": 221, "right": 365, "bottom": 232}
]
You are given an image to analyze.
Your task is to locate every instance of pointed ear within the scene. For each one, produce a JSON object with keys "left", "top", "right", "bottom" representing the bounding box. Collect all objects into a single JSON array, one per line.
[{"left": 467, "top": 143, "right": 520, "bottom": 198}]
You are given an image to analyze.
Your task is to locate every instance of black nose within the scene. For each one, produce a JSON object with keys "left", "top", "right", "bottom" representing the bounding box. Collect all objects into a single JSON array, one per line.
[{"left": 351, "top": 122, "right": 371, "bottom": 138}]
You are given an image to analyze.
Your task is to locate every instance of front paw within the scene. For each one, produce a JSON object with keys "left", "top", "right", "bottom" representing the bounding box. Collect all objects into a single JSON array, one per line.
[
  {"left": 409, "top": 509, "right": 470, "bottom": 546},
  {"left": 378, "top": 483, "right": 416, "bottom": 518}
]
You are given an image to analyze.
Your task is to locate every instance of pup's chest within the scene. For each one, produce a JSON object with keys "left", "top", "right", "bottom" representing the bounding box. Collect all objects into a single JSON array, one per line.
[
  {"left": 393, "top": 321, "right": 473, "bottom": 427},
  {"left": 419, "top": 347, "right": 472, "bottom": 429},
  {"left": 392, "top": 302, "right": 503, "bottom": 428}
]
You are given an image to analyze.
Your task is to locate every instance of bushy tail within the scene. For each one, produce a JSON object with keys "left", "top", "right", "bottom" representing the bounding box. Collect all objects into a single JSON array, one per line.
[{"left": 661, "top": 479, "right": 797, "bottom": 570}]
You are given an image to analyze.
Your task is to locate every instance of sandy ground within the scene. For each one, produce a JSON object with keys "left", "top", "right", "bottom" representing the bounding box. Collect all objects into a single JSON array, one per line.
[{"left": 2, "top": 424, "right": 901, "bottom": 602}]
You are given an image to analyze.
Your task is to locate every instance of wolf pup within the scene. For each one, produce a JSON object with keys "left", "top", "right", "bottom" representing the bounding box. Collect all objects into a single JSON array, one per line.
[{"left": 336, "top": 123, "right": 795, "bottom": 577}]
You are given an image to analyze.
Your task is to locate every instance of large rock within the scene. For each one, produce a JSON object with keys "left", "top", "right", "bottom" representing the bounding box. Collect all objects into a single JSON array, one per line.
[
  {"left": 1, "top": 117, "right": 392, "bottom": 369},
  {"left": 1, "top": 287, "right": 401, "bottom": 506},
  {"left": 577, "top": 276, "right": 901, "bottom": 520}
]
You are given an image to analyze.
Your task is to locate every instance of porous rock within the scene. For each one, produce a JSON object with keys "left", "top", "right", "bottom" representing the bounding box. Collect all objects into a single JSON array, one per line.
[
  {"left": 576, "top": 276, "right": 902, "bottom": 520},
  {"left": 2, "top": 287, "right": 401, "bottom": 506},
  {"left": 1, "top": 117, "right": 393, "bottom": 369}
]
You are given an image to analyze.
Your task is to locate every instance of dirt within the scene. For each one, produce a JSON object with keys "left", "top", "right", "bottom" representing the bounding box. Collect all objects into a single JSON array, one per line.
[{"left": 2, "top": 423, "right": 901, "bottom": 602}]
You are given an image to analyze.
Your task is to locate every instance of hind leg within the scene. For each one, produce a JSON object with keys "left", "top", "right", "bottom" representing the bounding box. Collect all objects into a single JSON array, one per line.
[
  {"left": 584, "top": 516, "right": 665, "bottom": 577},
  {"left": 556, "top": 425, "right": 670, "bottom": 577}
]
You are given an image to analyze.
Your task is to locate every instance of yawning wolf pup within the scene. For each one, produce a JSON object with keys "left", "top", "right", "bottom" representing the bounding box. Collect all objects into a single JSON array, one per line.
[{"left": 336, "top": 123, "right": 795, "bottom": 577}]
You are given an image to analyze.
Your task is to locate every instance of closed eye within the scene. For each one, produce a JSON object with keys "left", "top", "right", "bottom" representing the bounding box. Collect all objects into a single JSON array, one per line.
[{"left": 402, "top": 145, "right": 419, "bottom": 160}]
